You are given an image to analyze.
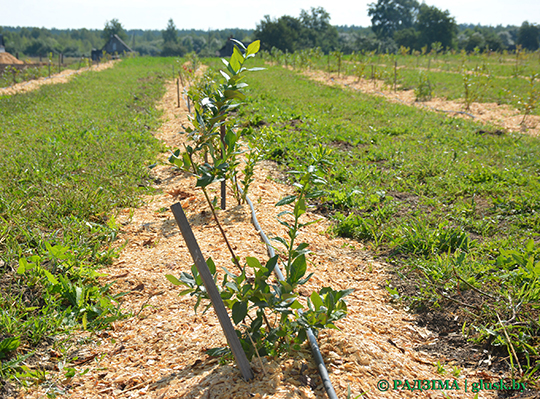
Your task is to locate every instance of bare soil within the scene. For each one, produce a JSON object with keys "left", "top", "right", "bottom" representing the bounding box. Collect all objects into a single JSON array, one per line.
[{"left": 13, "top": 74, "right": 522, "bottom": 398}]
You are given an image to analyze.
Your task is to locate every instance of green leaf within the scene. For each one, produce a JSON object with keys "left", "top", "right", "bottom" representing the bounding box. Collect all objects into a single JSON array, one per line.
[
  {"left": 311, "top": 292, "right": 324, "bottom": 311},
  {"left": 182, "top": 152, "right": 192, "bottom": 171},
  {"left": 17, "top": 258, "right": 28, "bottom": 274},
  {"left": 246, "top": 40, "right": 260, "bottom": 56},
  {"left": 290, "top": 300, "right": 303, "bottom": 310},
  {"left": 294, "top": 197, "right": 306, "bottom": 217},
  {"left": 232, "top": 301, "right": 248, "bottom": 324},
  {"left": 271, "top": 236, "right": 289, "bottom": 248},
  {"left": 266, "top": 256, "right": 279, "bottom": 272},
  {"left": 230, "top": 47, "right": 244, "bottom": 73},
  {"left": 246, "top": 257, "right": 262, "bottom": 269},
  {"left": 220, "top": 70, "right": 231, "bottom": 81},
  {"left": 0, "top": 337, "right": 20, "bottom": 359},
  {"left": 224, "top": 89, "right": 246, "bottom": 101},
  {"left": 206, "top": 258, "right": 216, "bottom": 274},
  {"left": 289, "top": 254, "right": 307, "bottom": 284},
  {"left": 43, "top": 270, "right": 58, "bottom": 285},
  {"left": 276, "top": 195, "right": 297, "bottom": 206},
  {"left": 196, "top": 172, "right": 215, "bottom": 188},
  {"left": 206, "top": 347, "right": 230, "bottom": 357}
]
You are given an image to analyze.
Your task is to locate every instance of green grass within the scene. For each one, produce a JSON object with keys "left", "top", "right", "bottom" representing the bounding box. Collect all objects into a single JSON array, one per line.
[
  {"left": 229, "top": 60, "right": 540, "bottom": 377},
  {"left": 0, "top": 56, "right": 174, "bottom": 388}
]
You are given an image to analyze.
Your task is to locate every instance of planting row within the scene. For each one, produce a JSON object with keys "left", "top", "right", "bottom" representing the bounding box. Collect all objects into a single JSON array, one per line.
[{"left": 260, "top": 48, "right": 540, "bottom": 118}]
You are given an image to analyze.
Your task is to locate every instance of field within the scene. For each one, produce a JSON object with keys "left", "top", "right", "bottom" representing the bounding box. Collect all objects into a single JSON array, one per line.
[
  {"left": 0, "top": 51, "right": 539, "bottom": 398},
  {"left": 262, "top": 49, "right": 540, "bottom": 122}
]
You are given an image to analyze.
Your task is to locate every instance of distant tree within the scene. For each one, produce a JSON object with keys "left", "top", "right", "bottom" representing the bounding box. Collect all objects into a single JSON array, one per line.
[
  {"left": 102, "top": 19, "right": 127, "bottom": 42},
  {"left": 464, "top": 32, "right": 485, "bottom": 52},
  {"left": 254, "top": 7, "right": 337, "bottom": 54},
  {"left": 517, "top": 21, "right": 539, "bottom": 51},
  {"left": 24, "top": 37, "right": 60, "bottom": 56},
  {"left": 393, "top": 27, "right": 419, "bottom": 49},
  {"left": 498, "top": 31, "right": 515, "bottom": 49},
  {"left": 299, "top": 7, "right": 338, "bottom": 52},
  {"left": 483, "top": 30, "right": 505, "bottom": 51},
  {"left": 368, "top": 0, "right": 419, "bottom": 40},
  {"left": 162, "top": 19, "right": 178, "bottom": 44},
  {"left": 416, "top": 4, "right": 457, "bottom": 50},
  {"left": 254, "top": 15, "right": 303, "bottom": 53}
]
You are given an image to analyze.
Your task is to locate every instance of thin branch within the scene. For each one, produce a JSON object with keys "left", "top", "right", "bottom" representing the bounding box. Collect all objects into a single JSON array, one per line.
[{"left": 496, "top": 313, "right": 523, "bottom": 377}]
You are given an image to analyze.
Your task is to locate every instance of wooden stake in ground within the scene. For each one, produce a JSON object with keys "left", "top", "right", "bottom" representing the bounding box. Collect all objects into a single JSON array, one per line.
[
  {"left": 394, "top": 60, "right": 397, "bottom": 92},
  {"left": 176, "top": 78, "right": 180, "bottom": 108},
  {"left": 220, "top": 124, "right": 227, "bottom": 210},
  {"left": 170, "top": 202, "right": 253, "bottom": 381}
]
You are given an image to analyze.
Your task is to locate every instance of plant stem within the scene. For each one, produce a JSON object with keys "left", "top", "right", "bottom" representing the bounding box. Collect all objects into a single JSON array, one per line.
[
  {"left": 200, "top": 186, "right": 242, "bottom": 273},
  {"left": 187, "top": 151, "right": 243, "bottom": 273}
]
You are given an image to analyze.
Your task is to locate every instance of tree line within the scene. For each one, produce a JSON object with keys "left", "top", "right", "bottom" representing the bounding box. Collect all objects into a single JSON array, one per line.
[
  {"left": 367, "top": 0, "right": 539, "bottom": 53},
  {"left": 1, "top": 5, "right": 538, "bottom": 59},
  {"left": 0, "top": 19, "right": 252, "bottom": 58}
]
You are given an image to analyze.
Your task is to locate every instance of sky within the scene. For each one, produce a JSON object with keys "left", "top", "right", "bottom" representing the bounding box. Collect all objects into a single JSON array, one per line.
[{"left": 1, "top": 0, "right": 539, "bottom": 31}]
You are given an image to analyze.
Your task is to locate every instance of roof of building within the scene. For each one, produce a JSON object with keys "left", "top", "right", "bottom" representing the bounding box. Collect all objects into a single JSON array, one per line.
[{"left": 103, "top": 34, "right": 133, "bottom": 53}]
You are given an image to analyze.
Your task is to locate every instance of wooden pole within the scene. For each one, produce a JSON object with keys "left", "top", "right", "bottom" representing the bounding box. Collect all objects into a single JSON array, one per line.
[
  {"left": 170, "top": 203, "right": 254, "bottom": 381},
  {"left": 176, "top": 78, "right": 180, "bottom": 108},
  {"left": 220, "top": 125, "right": 226, "bottom": 210},
  {"left": 178, "top": 70, "right": 185, "bottom": 87},
  {"left": 394, "top": 60, "right": 397, "bottom": 92}
]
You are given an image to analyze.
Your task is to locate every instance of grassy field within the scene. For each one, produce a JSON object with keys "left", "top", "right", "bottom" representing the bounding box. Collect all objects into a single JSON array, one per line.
[
  {"left": 224, "top": 59, "right": 540, "bottom": 378},
  {"left": 263, "top": 50, "right": 540, "bottom": 116},
  {"left": 0, "top": 57, "right": 174, "bottom": 388}
]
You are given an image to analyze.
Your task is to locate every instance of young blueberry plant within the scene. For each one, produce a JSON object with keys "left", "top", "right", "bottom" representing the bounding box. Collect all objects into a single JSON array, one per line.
[
  {"left": 169, "top": 39, "right": 264, "bottom": 208},
  {"left": 166, "top": 164, "right": 352, "bottom": 359}
]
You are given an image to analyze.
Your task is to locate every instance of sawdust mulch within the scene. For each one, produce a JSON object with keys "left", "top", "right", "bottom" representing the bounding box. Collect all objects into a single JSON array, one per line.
[
  {"left": 19, "top": 76, "right": 503, "bottom": 399},
  {"left": 0, "top": 52, "right": 24, "bottom": 65},
  {"left": 0, "top": 60, "right": 118, "bottom": 96}
]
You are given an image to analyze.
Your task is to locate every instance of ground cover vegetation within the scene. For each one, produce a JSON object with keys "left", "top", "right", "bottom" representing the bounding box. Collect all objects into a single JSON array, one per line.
[
  {"left": 0, "top": 57, "right": 173, "bottom": 391},
  {"left": 261, "top": 48, "right": 540, "bottom": 117},
  {"left": 217, "top": 59, "right": 540, "bottom": 379}
]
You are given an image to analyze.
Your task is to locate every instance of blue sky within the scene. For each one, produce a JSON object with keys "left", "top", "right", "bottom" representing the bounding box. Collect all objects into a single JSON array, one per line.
[{"left": 1, "top": 0, "right": 538, "bottom": 30}]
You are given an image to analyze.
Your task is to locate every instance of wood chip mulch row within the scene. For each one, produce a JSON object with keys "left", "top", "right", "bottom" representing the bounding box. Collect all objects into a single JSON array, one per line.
[{"left": 0, "top": 60, "right": 118, "bottom": 96}]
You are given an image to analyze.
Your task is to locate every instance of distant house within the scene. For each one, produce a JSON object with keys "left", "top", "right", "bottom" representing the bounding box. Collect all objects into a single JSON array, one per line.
[
  {"left": 217, "top": 36, "right": 235, "bottom": 57},
  {"left": 91, "top": 34, "right": 133, "bottom": 61},
  {"left": 0, "top": 34, "right": 5, "bottom": 53}
]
